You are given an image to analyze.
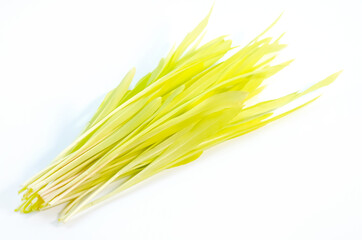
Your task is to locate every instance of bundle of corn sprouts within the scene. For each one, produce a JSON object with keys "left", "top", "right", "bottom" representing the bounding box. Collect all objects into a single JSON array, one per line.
[{"left": 16, "top": 10, "right": 340, "bottom": 222}]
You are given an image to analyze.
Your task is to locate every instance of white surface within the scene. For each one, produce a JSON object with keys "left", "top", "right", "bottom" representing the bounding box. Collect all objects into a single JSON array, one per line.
[{"left": 1, "top": 0, "right": 361, "bottom": 239}]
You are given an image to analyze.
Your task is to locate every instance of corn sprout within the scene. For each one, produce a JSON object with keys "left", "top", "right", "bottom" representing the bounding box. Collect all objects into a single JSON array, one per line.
[{"left": 16, "top": 10, "right": 340, "bottom": 222}]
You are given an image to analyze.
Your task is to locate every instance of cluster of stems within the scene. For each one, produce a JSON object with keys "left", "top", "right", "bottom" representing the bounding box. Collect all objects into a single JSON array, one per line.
[{"left": 16, "top": 11, "right": 339, "bottom": 222}]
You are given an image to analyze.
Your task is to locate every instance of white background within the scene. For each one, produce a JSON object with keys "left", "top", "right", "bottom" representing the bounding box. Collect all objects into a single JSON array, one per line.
[{"left": 1, "top": 0, "right": 361, "bottom": 239}]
